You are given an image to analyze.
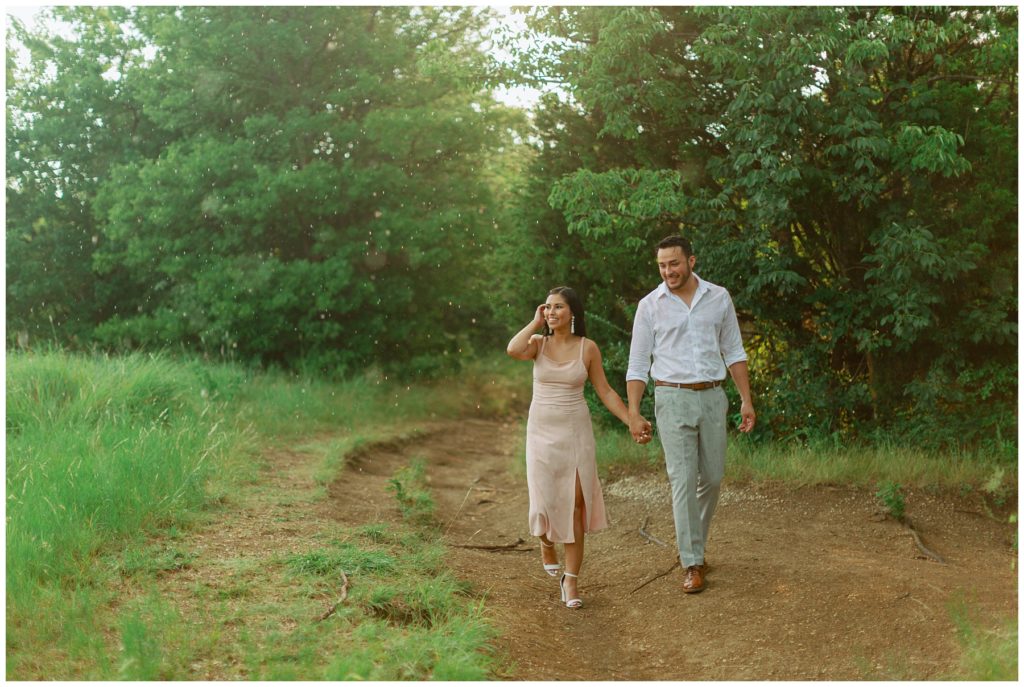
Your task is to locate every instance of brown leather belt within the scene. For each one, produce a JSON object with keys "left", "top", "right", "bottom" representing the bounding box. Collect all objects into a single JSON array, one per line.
[{"left": 654, "top": 380, "right": 724, "bottom": 391}]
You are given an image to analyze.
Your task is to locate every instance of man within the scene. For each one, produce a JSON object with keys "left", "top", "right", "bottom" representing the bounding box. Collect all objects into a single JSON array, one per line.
[{"left": 626, "top": 235, "right": 755, "bottom": 593}]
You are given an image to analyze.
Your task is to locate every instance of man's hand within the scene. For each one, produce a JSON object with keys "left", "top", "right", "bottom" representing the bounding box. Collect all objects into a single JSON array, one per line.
[
  {"left": 630, "top": 415, "right": 653, "bottom": 444},
  {"left": 738, "top": 400, "right": 756, "bottom": 433}
]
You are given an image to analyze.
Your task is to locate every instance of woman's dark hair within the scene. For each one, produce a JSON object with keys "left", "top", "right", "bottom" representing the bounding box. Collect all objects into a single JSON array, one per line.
[
  {"left": 543, "top": 286, "right": 588, "bottom": 338},
  {"left": 656, "top": 235, "right": 694, "bottom": 258}
]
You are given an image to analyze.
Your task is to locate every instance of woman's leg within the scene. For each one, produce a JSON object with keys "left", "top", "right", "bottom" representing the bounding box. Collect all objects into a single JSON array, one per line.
[
  {"left": 540, "top": 533, "right": 558, "bottom": 568},
  {"left": 562, "top": 472, "right": 586, "bottom": 600}
]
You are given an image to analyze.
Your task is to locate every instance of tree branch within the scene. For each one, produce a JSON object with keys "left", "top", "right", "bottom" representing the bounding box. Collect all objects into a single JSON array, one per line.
[
  {"left": 315, "top": 570, "right": 350, "bottom": 621},
  {"left": 629, "top": 559, "right": 680, "bottom": 594}
]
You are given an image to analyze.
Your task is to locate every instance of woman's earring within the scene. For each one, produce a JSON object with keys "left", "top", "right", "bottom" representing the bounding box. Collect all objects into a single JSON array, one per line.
[{"left": 571, "top": 316, "right": 575, "bottom": 334}]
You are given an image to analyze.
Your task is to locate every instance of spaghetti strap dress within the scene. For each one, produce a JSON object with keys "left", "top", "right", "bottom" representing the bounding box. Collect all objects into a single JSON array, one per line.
[{"left": 525, "top": 336, "right": 609, "bottom": 543}]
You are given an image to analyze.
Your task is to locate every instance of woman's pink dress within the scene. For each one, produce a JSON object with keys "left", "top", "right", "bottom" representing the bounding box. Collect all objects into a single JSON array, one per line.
[{"left": 526, "top": 336, "right": 609, "bottom": 542}]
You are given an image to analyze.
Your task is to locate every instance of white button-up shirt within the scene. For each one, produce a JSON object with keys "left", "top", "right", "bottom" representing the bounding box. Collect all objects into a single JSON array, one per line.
[{"left": 626, "top": 275, "right": 747, "bottom": 385}]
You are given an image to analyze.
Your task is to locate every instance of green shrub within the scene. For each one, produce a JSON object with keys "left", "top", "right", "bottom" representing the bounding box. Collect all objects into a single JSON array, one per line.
[{"left": 875, "top": 481, "right": 907, "bottom": 521}]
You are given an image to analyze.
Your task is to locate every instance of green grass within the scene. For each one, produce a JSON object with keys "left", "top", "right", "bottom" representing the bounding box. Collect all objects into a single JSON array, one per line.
[
  {"left": 6, "top": 351, "right": 253, "bottom": 659},
  {"left": 234, "top": 354, "right": 528, "bottom": 445},
  {"left": 949, "top": 600, "right": 1018, "bottom": 680},
  {"left": 285, "top": 545, "right": 397, "bottom": 577},
  {"left": 6, "top": 349, "right": 522, "bottom": 679},
  {"left": 388, "top": 457, "right": 437, "bottom": 526},
  {"left": 583, "top": 397, "right": 1016, "bottom": 491},
  {"left": 116, "top": 592, "right": 195, "bottom": 680},
  {"left": 10, "top": 348, "right": 1014, "bottom": 679},
  {"left": 593, "top": 420, "right": 1017, "bottom": 492},
  {"left": 857, "top": 600, "right": 1018, "bottom": 680},
  {"left": 725, "top": 434, "right": 1017, "bottom": 489},
  {"left": 230, "top": 506, "right": 493, "bottom": 679},
  {"left": 595, "top": 424, "right": 663, "bottom": 476}
]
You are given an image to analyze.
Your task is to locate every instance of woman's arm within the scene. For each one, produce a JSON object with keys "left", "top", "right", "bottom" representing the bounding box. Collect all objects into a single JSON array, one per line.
[
  {"left": 506, "top": 304, "right": 547, "bottom": 360},
  {"left": 585, "top": 340, "right": 650, "bottom": 434}
]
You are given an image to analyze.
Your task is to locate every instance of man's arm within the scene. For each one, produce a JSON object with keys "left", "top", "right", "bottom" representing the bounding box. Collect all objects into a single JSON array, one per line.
[
  {"left": 720, "top": 293, "right": 755, "bottom": 432},
  {"left": 626, "top": 380, "right": 650, "bottom": 441},
  {"left": 626, "top": 300, "right": 654, "bottom": 441},
  {"left": 727, "top": 360, "right": 755, "bottom": 433}
]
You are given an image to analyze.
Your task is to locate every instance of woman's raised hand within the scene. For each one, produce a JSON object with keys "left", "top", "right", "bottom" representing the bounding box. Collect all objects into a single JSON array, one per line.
[{"left": 533, "top": 303, "right": 549, "bottom": 327}]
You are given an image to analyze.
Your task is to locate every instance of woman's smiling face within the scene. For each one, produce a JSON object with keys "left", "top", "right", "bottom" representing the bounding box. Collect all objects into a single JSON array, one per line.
[{"left": 544, "top": 294, "right": 571, "bottom": 331}]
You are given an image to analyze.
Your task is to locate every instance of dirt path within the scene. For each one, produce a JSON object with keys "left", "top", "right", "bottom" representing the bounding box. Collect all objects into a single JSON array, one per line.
[
  {"left": 159, "top": 417, "right": 1016, "bottom": 679},
  {"left": 329, "top": 417, "right": 1017, "bottom": 680}
]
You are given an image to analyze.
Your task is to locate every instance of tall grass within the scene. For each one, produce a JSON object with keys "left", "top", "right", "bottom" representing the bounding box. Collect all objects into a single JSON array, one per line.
[
  {"left": 519, "top": 401, "right": 1017, "bottom": 492},
  {"left": 592, "top": 423, "right": 1017, "bottom": 488},
  {"left": 7, "top": 349, "right": 524, "bottom": 678},
  {"left": 6, "top": 352, "right": 526, "bottom": 607},
  {"left": 585, "top": 413, "right": 1016, "bottom": 490},
  {"left": 593, "top": 424, "right": 662, "bottom": 477},
  {"left": 6, "top": 351, "right": 249, "bottom": 609},
  {"left": 726, "top": 433, "right": 1017, "bottom": 489},
  {"left": 233, "top": 354, "right": 528, "bottom": 443}
]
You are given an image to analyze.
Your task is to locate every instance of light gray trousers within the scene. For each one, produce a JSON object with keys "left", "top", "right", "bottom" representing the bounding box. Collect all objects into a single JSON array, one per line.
[{"left": 654, "top": 385, "right": 728, "bottom": 568}]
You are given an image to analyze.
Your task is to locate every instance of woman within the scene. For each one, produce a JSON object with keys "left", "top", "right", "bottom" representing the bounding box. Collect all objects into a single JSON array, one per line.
[{"left": 506, "top": 286, "right": 651, "bottom": 608}]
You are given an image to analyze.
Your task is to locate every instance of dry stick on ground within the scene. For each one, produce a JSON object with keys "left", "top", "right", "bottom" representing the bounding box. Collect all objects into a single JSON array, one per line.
[
  {"left": 639, "top": 516, "right": 669, "bottom": 547},
  {"left": 315, "top": 570, "right": 350, "bottom": 622},
  {"left": 902, "top": 518, "right": 946, "bottom": 564},
  {"left": 629, "top": 559, "right": 680, "bottom": 594},
  {"left": 443, "top": 477, "right": 481, "bottom": 536},
  {"left": 453, "top": 537, "right": 534, "bottom": 552}
]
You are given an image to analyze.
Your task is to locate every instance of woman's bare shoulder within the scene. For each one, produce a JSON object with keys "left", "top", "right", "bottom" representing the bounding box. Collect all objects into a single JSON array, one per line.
[{"left": 582, "top": 336, "right": 603, "bottom": 362}]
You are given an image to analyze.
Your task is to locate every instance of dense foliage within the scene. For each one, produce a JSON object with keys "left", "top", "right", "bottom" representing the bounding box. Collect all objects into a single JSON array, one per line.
[
  {"left": 7, "top": 7, "right": 1017, "bottom": 447},
  {"left": 8, "top": 6, "right": 518, "bottom": 373},
  {"left": 497, "top": 7, "right": 1017, "bottom": 448}
]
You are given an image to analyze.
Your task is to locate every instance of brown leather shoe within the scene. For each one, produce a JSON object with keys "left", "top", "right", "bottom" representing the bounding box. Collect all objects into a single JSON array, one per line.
[{"left": 683, "top": 565, "right": 705, "bottom": 593}]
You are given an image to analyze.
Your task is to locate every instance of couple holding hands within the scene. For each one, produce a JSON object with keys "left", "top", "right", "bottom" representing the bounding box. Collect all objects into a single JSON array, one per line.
[{"left": 506, "top": 236, "right": 756, "bottom": 607}]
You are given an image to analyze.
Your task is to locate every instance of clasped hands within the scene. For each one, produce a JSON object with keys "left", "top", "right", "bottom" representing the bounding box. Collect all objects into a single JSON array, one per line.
[{"left": 629, "top": 415, "right": 653, "bottom": 445}]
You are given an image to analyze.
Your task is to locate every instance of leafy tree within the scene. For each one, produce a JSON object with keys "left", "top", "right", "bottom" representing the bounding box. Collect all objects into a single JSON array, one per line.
[
  {"left": 504, "top": 7, "right": 1017, "bottom": 447},
  {"left": 7, "top": 7, "right": 167, "bottom": 345},
  {"left": 8, "top": 7, "right": 520, "bottom": 374}
]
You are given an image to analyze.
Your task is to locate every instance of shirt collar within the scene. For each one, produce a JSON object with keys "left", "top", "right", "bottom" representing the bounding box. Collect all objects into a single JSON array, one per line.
[{"left": 656, "top": 274, "right": 706, "bottom": 299}]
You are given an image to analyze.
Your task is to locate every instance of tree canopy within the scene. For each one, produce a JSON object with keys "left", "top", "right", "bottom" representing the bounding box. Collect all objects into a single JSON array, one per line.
[
  {"left": 497, "top": 6, "right": 1016, "bottom": 447},
  {"left": 8, "top": 6, "right": 519, "bottom": 372},
  {"left": 7, "top": 6, "right": 1017, "bottom": 446}
]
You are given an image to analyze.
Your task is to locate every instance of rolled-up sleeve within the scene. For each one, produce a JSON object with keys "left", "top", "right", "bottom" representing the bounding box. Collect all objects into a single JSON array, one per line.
[
  {"left": 626, "top": 299, "right": 655, "bottom": 383},
  {"left": 719, "top": 292, "right": 748, "bottom": 367}
]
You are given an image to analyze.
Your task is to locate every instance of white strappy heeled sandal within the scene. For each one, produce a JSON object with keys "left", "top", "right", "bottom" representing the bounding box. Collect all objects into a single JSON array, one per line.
[
  {"left": 540, "top": 540, "right": 561, "bottom": 577},
  {"left": 559, "top": 572, "right": 583, "bottom": 608}
]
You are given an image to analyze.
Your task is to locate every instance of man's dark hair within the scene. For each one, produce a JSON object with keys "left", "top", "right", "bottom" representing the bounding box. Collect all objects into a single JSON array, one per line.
[
  {"left": 656, "top": 235, "right": 693, "bottom": 258},
  {"left": 543, "top": 286, "right": 588, "bottom": 338}
]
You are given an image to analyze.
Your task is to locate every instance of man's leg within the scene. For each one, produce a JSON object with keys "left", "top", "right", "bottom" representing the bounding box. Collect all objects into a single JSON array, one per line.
[
  {"left": 696, "top": 386, "right": 728, "bottom": 547},
  {"left": 655, "top": 387, "right": 702, "bottom": 567}
]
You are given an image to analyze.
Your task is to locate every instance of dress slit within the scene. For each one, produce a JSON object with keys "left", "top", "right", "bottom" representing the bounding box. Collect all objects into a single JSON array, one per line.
[{"left": 573, "top": 468, "right": 588, "bottom": 539}]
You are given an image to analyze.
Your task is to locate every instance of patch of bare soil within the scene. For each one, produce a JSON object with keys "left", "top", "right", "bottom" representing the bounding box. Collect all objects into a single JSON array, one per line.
[
  {"left": 335, "top": 418, "right": 1016, "bottom": 680},
  {"left": 158, "top": 417, "right": 1017, "bottom": 680}
]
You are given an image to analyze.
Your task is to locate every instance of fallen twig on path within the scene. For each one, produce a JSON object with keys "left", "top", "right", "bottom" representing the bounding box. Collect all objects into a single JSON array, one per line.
[
  {"left": 903, "top": 518, "right": 946, "bottom": 564},
  {"left": 629, "top": 559, "right": 680, "bottom": 594},
  {"left": 315, "top": 570, "right": 350, "bottom": 622},
  {"left": 443, "top": 477, "right": 481, "bottom": 536},
  {"left": 452, "top": 537, "right": 534, "bottom": 552},
  {"left": 638, "top": 516, "right": 668, "bottom": 547}
]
